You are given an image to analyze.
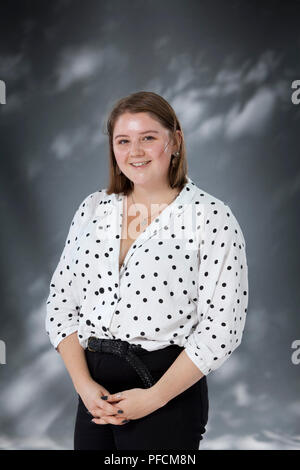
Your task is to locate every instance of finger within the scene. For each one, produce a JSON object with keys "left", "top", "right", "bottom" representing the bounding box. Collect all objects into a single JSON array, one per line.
[
  {"left": 91, "top": 417, "right": 108, "bottom": 425},
  {"left": 102, "top": 393, "right": 124, "bottom": 403},
  {"left": 98, "top": 393, "right": 125, "bottom": 413},
  {"left": 91, "top": 406, "right": 124, "bottom": 418},
  {"left": 92, "top": 416, "right": 130, "bottom": 426},
  {"left": 95, "top": 399, "right": 123, "bottom": 415}
]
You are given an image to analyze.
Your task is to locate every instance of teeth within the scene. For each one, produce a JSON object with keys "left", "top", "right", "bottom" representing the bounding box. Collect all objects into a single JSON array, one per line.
[{"left": 131, "top": 161, "right": 150, "bottom": 167}]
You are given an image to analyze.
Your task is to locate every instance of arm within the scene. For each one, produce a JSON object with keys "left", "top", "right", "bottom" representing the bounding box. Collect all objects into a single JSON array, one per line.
[
  {"left": 150, "top": 202, "right": 249, "bottom": 406},
  {"left": 57, "top": 331, "right": 127, "bottom": 423},
  {"left": 150, "top": 349, "right": 204, "bottom": 406},
  {"left": 98, "top": 349, "right": 205, "bottom": 421},
  {"left": 45, "top": 192, "right": 128, "bottom": 421},
  {"left": 57, "top": 332, "right": 94, "bottom": 393},
  {"left": 45, "top": 191, "right": 98, "bottom": 351}
]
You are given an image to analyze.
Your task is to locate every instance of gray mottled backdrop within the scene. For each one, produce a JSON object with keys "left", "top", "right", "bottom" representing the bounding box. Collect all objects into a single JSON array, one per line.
[{"left": 0, "top": 0, "right": 299, "bottom": 450}]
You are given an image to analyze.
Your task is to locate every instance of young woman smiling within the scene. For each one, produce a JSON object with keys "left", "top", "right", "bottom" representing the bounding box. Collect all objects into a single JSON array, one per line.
[{"left": 45, "top": 91, "right": 248, "bottom": 450}]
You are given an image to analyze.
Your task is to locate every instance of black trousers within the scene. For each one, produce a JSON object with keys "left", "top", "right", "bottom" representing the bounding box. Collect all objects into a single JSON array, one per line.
[{"left": 74, "top": 343, "right": 209, "bottom": 450}]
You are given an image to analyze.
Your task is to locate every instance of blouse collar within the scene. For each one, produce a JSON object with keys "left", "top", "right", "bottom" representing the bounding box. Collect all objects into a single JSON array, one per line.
[
  {"left": 95, "top": 176, "right": 197, "bottom": 219},
  {"left": 93, "top": 177, "right": 198, "bottom": 271}
]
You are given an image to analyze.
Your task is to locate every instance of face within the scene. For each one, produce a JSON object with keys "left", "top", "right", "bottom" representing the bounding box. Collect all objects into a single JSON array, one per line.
[{"left": 112, "top": 112, "right": 181, "bottom": 189}]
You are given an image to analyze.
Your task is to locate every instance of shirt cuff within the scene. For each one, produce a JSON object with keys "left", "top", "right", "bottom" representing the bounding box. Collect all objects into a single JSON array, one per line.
[
  {"left": 49, "top": 326, "right": 79, "bottom": 353},
  {"left": 183, "top": 344, "right": 210, "bottom": 376}
]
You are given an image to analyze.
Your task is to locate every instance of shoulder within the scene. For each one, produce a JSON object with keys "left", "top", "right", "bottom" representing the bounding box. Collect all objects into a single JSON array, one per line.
[
  {"left": 71, "top": 188, "right": 109, "bottom": 226},
  {"left": 191, "top": 184, "right": 246, "bottom": 246},
  {"left": 191, "top": 183, "right": 229, "bottom": 219},
  {"left": 77, "top": 188, "right": 108, "bottom": 211}
]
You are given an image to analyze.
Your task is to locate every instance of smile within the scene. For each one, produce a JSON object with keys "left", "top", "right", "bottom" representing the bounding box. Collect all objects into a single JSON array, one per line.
[{"left": 130, "top": 161, "right": 151, "bottom": 168}]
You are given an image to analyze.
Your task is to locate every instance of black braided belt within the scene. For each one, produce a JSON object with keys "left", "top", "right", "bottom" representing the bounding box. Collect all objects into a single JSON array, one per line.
[{"left": 87, "top": 337, "right": 155, "bottom": 388}]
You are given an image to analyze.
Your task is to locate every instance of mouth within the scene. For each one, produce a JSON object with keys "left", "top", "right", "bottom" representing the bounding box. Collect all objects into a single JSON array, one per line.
[{"left": 130, "top": 160, "right": 151, "bottom": 168}]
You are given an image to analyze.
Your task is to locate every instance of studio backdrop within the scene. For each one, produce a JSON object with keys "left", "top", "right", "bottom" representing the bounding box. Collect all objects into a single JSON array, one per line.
[{"left": 0, "top": 0, "right": 299, "bottom": 450}]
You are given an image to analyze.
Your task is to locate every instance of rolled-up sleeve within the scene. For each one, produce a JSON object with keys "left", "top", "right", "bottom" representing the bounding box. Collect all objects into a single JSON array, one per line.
[
  {"left": 184, "top": 202, "right": 249, "bottom": 376},
  {"left": 45, "top": 193, "right": 95, "bottom": 352}
]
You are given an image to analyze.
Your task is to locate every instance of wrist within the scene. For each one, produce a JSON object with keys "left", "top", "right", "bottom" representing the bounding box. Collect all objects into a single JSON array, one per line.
[
  {"left": 148, "top": 384, "right": 169, "bottom": 408},
  {"left": 73, "top": 376, "right": 94, "bottom": 395}
]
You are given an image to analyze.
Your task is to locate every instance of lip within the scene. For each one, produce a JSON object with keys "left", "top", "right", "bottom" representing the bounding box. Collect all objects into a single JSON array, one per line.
[{"left": 129, "top": 160, "right": 151, "bottom": 168}]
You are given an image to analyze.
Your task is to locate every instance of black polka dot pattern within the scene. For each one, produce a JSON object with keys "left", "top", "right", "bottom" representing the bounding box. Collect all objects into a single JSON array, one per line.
[{"left": 45, "top": 177, "right": 248, "bottom": 376}]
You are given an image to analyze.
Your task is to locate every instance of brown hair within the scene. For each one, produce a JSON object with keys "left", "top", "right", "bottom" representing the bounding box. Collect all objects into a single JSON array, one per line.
[{"left": 103, "top": 91, "right": 188, "bottom": 195}]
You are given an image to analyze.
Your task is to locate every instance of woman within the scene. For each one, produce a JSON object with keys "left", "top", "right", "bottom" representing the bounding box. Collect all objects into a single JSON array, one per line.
[{"left": 45, "top": 91, "right": 249, "bottom": 450}]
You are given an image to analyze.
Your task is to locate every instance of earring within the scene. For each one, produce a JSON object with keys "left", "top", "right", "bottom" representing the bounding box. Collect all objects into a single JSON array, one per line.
[
  {"left": 116, "top": 165, "right": 121, "bottom": 175},
  {"left": 171, "top": 151, "right": 180, "bottom": 165}
]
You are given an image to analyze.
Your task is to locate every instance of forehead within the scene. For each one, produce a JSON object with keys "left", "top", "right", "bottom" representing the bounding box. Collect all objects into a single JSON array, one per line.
[{"left": 113, "top": 112, "right": 167, "bottom": 134}]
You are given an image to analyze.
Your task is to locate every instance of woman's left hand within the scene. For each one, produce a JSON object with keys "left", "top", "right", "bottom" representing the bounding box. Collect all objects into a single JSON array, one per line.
[{"left": 90, "top": 387, "right": 165, "bottom": 425}]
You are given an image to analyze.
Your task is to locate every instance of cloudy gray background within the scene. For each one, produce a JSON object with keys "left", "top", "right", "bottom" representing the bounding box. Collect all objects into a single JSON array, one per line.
[{"left": 0, "top": 0, "right": 300, "bottom": 450}]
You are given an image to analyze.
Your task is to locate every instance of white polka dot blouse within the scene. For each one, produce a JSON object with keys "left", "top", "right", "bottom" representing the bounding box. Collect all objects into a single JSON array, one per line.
[{"left": 45, "top": 176, "right": 249, "bottom": 376}]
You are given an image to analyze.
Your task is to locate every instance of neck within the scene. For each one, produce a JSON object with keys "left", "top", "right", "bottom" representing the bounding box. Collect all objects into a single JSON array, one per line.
[{"left": 130, "top": 182, "right": 180, "bottom": 207}]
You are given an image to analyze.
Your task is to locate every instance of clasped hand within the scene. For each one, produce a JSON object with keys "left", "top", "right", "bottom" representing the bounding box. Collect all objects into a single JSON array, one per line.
[{"left": 91, "top": 387, "right": 164, "bottom": 425}]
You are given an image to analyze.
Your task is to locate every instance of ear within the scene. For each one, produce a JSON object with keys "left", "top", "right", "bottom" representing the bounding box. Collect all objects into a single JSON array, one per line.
[{"left": 172, "top": 129, "right": 182, "bottom": 153}]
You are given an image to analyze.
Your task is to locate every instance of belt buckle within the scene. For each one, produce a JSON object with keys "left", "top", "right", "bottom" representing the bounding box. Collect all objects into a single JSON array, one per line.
[{"left": 87, "top": 336, "right": 98, "bottom": 352}]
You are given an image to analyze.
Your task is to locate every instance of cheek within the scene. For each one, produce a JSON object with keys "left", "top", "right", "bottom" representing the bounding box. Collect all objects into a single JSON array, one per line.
[
  {"left": 147, "top": 143, "right": 170, "bottom": 159},
  {"left": 114, "top": 151, "right": 126, "bottom": 166}
]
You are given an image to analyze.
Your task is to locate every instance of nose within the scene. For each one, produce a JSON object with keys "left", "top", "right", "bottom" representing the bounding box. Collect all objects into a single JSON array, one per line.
[{"left": 129, "top": 139, "right": 145, "bottom": 155}]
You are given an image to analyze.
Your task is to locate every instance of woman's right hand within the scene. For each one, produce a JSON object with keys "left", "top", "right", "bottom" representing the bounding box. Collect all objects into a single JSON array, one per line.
[{"left": 77, "top": 379, "right": 128, "bottom": 425}]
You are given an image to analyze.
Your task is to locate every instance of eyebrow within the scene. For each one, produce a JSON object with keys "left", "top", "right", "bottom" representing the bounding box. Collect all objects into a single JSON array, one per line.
[{"left": 114, "top": 130, "right": 159, "bottom": 140}]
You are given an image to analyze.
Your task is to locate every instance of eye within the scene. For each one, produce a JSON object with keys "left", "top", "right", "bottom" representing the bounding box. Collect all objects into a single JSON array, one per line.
[{"left": 117, "top": 135, "right": 155, "bottom": 145}]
